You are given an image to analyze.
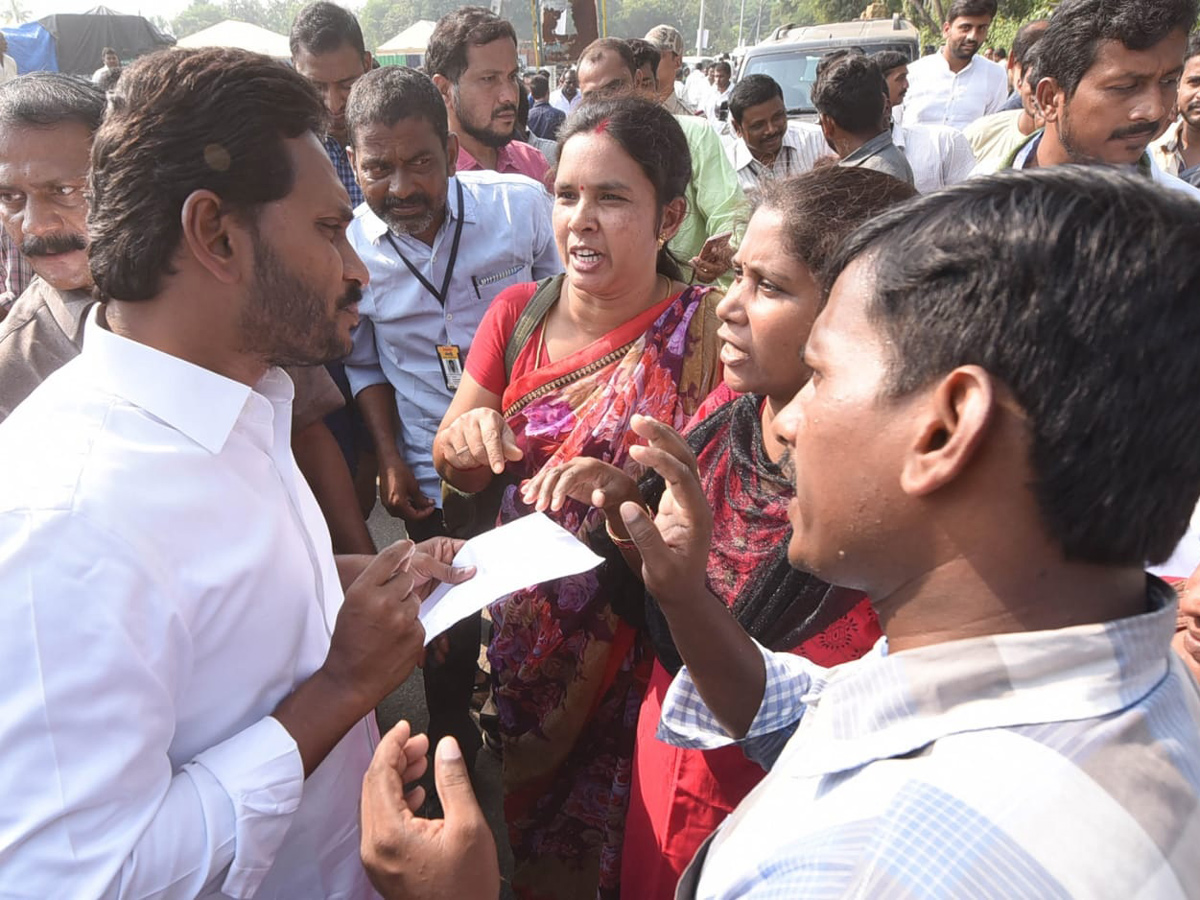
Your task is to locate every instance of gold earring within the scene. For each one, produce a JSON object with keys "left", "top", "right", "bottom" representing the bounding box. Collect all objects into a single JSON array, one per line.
[{"left": 656, "top": 234, "right": 666, "bottom": 249}]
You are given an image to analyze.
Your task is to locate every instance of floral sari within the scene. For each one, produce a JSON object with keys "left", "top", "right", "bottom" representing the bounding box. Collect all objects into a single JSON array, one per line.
[{"left": 489, "top": 283, "right": 721, "bottom": 900}]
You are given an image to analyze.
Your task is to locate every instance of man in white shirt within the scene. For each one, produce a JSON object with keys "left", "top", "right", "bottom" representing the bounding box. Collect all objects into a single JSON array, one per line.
[
  {"left": 0, "top": 33, "right": 18, "bottom": 85},
  {"left": 974, "top": 0, "right": 1200, "bottom": 200},
  {"left": 704, "top": 60, "right": 733, "bottom": 124},
  {"left": 549, "top": 67, "right": 581, "bottom": 114},
  {"left": 874, "top": 50, "right": 977, "bottom": 192},
  {"left": 724, "top": 73, "right": 827, "bottom": 194},
  {"left": 0, "top": 47, "right": 471, "bottom": 898},
  {"left": 90, "top": 46, "right": 120, "bottom": 85},
  {"left": 901, "top": 0, "right": 1009, "bottom": 130}
]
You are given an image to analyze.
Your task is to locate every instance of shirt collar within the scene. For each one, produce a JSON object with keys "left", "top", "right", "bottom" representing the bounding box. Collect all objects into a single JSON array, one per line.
[
  {"left": 80, "top": 304, "right": 294, "bottom": 455},
  {"left": 733, "top": 128, "right": 804, "bottom": 172},
  {"left": 842, "top": 130, "right": 893, "bottom": 163},
  {"left": 1011, "top": 130, "right": 1154, "bottom": 178},
  {"left": 788, "top": 577, "right": 1179, "bottom": 778},
  {"left": 359, "top": 175, "right": 474, "bottom": 244}
]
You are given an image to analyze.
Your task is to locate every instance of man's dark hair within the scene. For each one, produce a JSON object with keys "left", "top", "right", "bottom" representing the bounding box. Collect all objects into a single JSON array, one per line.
[
  {"left": 289, "top": 1, "right": 366, "bottom": 58},
  {"left": 714, "top": 60, "right": 732, "bottom": 76},
  {"left": 1010, "top": 18, "right": 1049, "bottom": 68},
  {"left": 530, "top": 73, "right": 550, "bottom": 99},
  {"left": 556, "top": 97, "right": 691, "bottom": 282},
  {"left": 827, "top": 167, "right": 1200, "bottom": 566},
  {"left": 1036, "top": 0, "right": 1198, "bottom": 98},
  {"left": 728, "top": 73, "right": 783, "bottom": 123},
  {"left": 626, "top": 38, "right": 660, "bottom": 76},
  {"left": 993, "top": 47, "right": 1007, "bottom": 59},
  {"left": 0, "top": 72, "right": 105, "bottom": 133},
  {"left": 813, "top": 53, "right": 885, "bottom": 135},
  {"left": 1188, "top": 30, "right": 1200, "bottom": 62},
  {"left": 346, "top": 65, "right": 448, "bottom": 149},
  {"left": 871, "top": 50, "right": 909, "bottom": 75},
  {"left": 425, "top": 7, "right": 517, "bottom": 84},
  {"left": 579, "top": 37, "right": 636, "bottom": 77},
  {"left": 101, "top": 46, "right": 116, "bottom": 57},
  {"left": 946, "top": 0, "right": 998, "bottom": 22},
  {"left": 88, "top": 48, "right": 325, "bottom": 302}
]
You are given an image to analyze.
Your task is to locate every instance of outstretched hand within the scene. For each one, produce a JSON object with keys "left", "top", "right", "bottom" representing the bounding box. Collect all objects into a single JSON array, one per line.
[
  {"left": 618, "top": 414, "right": 713, "bottom": 608},
  {"left": 361, "top": 726, "right": 500, "bottom": 900}
]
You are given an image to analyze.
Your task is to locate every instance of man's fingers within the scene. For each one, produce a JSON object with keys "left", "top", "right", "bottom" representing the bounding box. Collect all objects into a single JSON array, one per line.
[
  {"left": 364, "top": 720, "right": 416, "bottom": 818},
  {"left": 434, "top": 737, "right": 487, "bottom": 828},
  {"left": 361, "top": 540, "right": 415, "bottom": 587},
  {"left": 632, "top": 414, "right": 698, "bottom": 473},
  {"left": 630, "top": 443, "right": 708, "bottom": 521},
  {"left": 411, "top": 551, "right": 477, "bottom": 587}
]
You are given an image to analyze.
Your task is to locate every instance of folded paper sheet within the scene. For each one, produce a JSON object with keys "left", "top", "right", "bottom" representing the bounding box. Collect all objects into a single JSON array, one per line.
[{"left": 418, "top": 512, "right": 604, "bottom": 645}]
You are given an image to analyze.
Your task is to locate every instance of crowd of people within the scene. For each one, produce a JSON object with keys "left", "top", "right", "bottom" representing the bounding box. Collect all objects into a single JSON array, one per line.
[{"left": 1, "top": 0, "right": 1200, "bottom": 898}]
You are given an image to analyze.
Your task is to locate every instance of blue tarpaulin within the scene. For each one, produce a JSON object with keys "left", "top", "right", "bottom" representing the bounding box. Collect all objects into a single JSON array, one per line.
[{"left": 1, "top": 22, "right": 58, "bottom": 74}]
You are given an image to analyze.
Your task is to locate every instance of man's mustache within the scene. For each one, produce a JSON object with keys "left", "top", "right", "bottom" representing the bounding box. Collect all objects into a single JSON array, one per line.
[
  {"left": 492, "top": 104, "right": 517, "bottom": 119},
  {"left": 22, "top": 232, "right": 86, "bottom": 257},
  {"left": 338, "top": 283, "right": 363, "bottom": 310},
  {"left": 383, "top": 193, "right": 431, "bottom": 213},
  {"left": 1110, "top": 121, "right": 1162, "bottom": 141}
]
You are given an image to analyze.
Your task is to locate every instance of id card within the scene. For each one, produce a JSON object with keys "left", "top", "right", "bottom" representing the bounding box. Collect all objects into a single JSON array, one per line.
[{"left": 436, "top": 344, "right": 464, "bottom": 391}]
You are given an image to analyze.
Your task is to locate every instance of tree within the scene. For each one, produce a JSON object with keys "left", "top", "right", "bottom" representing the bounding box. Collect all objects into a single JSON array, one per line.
[{"left": 173, "top": 1, "right": 226, "bottom": 38}]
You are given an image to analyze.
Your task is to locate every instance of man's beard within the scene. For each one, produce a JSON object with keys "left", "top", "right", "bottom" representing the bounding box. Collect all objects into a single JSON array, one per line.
[
  {"left": 1182, "top": 99, "right": 1200, "bottom": 130},
  {"left": 374, "top": 191, "right": 439, "bottom": 238},
  {"left": 453, "top": 87, "right": 516, "bottom": 150},
  {"left": 238, "top": 230, "right": 360, "bottom": 368},
  {"left": 949, "top": 39, "right": 979, "bottom": 61}
]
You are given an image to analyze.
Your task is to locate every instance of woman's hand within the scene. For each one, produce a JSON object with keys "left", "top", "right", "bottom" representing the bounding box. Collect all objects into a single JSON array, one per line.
[
  {"left": 618, "top": 414, "right": 712, "bottom": 608},
  {"left": 520, "top": 457, "right": 641, "bottom": 518},
  {"left": 437, "top": 408, "right": 523, "bottom": 475}
]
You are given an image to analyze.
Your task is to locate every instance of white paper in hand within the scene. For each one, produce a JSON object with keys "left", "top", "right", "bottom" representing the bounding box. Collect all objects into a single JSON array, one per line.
[{"left": 418, "top": 512, "right": 603, "bottom": 645}]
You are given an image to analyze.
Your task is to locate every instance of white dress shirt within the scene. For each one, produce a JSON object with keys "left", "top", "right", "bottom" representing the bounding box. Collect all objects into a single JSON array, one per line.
[
  {"left": 892, "top": 120, "right": 977, "bottom": 193},
  {"left": 728, "top": 122, "right": 828, "bottom": 194},
  {"left": 345, "top": 171, "right": 561, "bottom": 503},
  {"left": 901, "top": 51, "right": 1009, "bottom": 131},
  {"left": 0, "top": 310, "right": 376, "bottom": 899},
  {"left": 549, "top": 87, "right": 581, "bottom": 115}
]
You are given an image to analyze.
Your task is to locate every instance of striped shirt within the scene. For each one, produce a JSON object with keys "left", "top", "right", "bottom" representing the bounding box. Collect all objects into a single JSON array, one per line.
[
  {"left": 323, "top": 134, "right": 364, "bottom": 208},
  {"left": 728, "top": 123, "right": 828, "bottom": 196},
  {"left": 660, "top": 578, "right": 1200, "bottom": 899}
]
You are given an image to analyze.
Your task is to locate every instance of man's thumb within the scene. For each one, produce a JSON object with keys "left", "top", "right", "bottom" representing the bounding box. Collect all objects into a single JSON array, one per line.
[
  {"left": 434, "top": 737, "right": 483, "bottom": 825},
  {"left": 620, "top": 501, "right": 664, "bottom": 557}
]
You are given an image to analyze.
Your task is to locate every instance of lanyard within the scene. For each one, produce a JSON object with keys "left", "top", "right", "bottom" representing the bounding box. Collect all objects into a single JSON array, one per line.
[{"left": 383, "top": 179, "right": 465, "bottom": 308}]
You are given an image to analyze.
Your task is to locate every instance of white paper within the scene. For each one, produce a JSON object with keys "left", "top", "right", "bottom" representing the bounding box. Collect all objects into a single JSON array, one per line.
[{"left": 418, "top": 512, "right": 603, "bottom": 645}]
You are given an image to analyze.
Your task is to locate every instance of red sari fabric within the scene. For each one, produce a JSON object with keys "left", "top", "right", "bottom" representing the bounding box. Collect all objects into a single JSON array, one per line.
[
  {"left": 620, "top": 392, "right": 882, "bottom": 900},
  {"left": 485, "top": 282, "right": 722, "bottom": 900}
]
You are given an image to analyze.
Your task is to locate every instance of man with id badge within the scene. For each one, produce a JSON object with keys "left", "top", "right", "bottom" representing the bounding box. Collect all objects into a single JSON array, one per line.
[{"left": 343, "top": 65, "right": 560, "bottom": 781}]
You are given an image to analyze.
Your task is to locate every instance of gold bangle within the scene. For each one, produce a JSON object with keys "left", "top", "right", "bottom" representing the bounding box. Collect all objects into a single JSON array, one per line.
[{"left": 605, "top": 508, "right": 647, "bottom": 548}]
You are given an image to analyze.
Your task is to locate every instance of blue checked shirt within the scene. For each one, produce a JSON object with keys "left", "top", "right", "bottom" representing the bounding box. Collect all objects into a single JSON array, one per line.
[
  {"left": 660, "top": 578, "right": 1200, "bottom": 899},
  {"left": 323, "top": 134, "right": 363, "bottom": 208}
]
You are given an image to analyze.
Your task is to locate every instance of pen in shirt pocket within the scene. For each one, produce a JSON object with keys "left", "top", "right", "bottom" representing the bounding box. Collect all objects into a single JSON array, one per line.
[{"left": 470, "top": 275, "right": 481, "bottom": 299}]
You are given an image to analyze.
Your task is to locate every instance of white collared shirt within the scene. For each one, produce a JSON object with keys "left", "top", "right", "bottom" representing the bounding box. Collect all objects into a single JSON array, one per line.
[
  {"left": 344, "top": 171, "right": 561, "bottom": 503},
  {"left": 892, "top": 120, "right": 977, "bottom": 193},
  {"left": 901, "top": 50, "right": 1009, "bottom": 131},
  {"left": 549, "top": 88, "right": 582, "bottom": 115},
  {"left": 728, "top": 122, "right": 829, "bottom": 194},
  {"left": 0, "top": 310, "right": 375, "bottom": 898}
]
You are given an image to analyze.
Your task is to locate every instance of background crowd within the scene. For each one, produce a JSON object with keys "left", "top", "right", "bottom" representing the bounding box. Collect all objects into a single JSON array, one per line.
[{"left": 1, "top": 0, "right": 1200, "bottom": 899}]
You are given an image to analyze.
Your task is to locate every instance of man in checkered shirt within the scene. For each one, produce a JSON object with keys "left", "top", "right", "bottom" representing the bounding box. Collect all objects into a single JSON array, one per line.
[{"left": 615, "top": 166, "right": 1200, "bottom": 899}]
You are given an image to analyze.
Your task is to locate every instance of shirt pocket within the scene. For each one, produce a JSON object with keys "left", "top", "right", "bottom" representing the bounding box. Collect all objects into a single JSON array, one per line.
[{"left": 470, "top": 263, "right": 529, "bottom": 305}]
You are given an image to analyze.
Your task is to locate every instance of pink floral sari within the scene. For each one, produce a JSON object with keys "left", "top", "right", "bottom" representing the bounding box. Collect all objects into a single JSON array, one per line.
[{"left": 489, "top": 284, "right": 721, "bottom": 900}]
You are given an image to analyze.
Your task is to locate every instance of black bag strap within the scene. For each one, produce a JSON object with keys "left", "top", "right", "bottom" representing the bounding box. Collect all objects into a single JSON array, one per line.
[{"left": 504, "top": 274, "right": 565, "bottom": 383}]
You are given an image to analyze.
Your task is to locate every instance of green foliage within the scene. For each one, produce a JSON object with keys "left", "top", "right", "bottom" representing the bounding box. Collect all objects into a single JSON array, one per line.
[{"left": 170, "top": 0, "right": 310, "bottom": 40}]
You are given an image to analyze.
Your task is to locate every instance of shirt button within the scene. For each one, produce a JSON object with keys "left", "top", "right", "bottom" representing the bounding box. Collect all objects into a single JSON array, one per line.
[{"left": 446, "top": 313, "right": 454, "bottom": 322}]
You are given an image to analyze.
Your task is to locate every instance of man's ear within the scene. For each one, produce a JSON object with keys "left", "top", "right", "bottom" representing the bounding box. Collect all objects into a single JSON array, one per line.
[
  {"left": 445, "top": 133, "right": 459, "bottom": 178},
  {"left": 363, "top": 51, "right": 374, "bottom": 71},
  {"left": 1035, "top": 76, "right": 1063, "bottom": 123},
  {"left": 179, "top": 189, "right": 247, "bottom": 286},
  {"left": 432, "top": 73, "right": 453, "bottom": 109},
  {"left": 900, "top": 365, "right": 996, "bottom": 497}
]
